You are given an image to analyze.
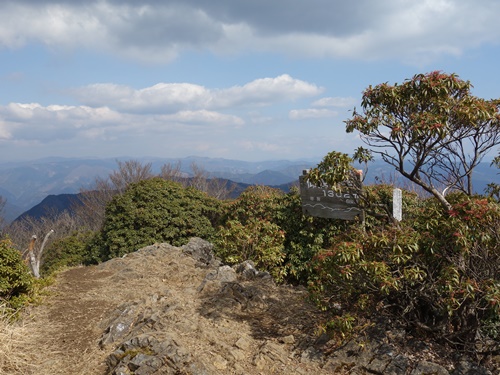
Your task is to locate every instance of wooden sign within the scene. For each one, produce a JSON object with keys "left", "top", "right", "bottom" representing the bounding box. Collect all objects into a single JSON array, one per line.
[{"left": 299, "top": 171, "right": 363, "bottom": 220}]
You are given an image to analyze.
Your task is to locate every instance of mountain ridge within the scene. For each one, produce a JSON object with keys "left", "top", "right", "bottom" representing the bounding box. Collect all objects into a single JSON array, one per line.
[
  {"left": 0, "top": 157, "right": 314, "bottom": 222},
  {"left": 1, "top": 156, "right": 498, "bottom": 224}
]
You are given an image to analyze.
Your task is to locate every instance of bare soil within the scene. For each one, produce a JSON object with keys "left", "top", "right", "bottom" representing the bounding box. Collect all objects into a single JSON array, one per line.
[
  {"left": 5, "top": 241, "right": 496, "bottom": 374},
  {"left": 3, "top": 242, "right": 332, "bottom": 374}
]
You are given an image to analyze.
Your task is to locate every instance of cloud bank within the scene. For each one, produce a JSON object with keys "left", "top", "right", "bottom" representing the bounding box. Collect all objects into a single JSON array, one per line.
[
  {"left": 0, "top": 75, "right": 329, "bottom": 145},
  {"left": 70, "top": 75, "right": 322, "bottom": 113},
  {"left": 1, "top": 0, "right": 499, "bottom": 64}
]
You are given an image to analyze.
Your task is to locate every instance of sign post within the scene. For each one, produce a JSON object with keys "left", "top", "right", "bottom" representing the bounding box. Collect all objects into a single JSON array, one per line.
[
  {"left": 393, "top": 188, "right": 402, "bottom": 222},
  {"left": 299, "top": 170, "right": 363, "bottom": 221}
]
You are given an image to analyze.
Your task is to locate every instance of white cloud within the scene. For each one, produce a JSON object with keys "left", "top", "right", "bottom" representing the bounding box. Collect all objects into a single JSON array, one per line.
[
  {"left": 72, "top": 83, "right": 211, "bottom": 114},
  {"left": 0, "top": 100, "right": 244, "bottom": 143},
  {"left": 1, "top": 1, "right": 499, "bottom": 64},
  {"left": 312, "top": 97, "right": 357, "bottom": 108},
  {"left": 0, "top": 102, "right": 125, "bottom": 142},
  {"left": 213, "top": 74, "right": 323, "bottom": 108},
  {"left": 289, "top": 108, "right": 338, "bottom": 120},
  {"left": 72, "top": 75, "right": 321, "bottom": 113},
  {"left": 160, "top": 110, "right": 244, "bottom": 126},
  {"left": 0, "top": 73, "right": 319, "bottom": 150}
]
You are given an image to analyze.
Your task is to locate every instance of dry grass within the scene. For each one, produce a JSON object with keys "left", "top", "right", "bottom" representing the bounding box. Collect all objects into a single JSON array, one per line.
[
  {"left": 0, "top": 307, "right": 36, "bottom": 375},
  {"left": 0, "top": 244, "right": 343, "bottom": 375},
  {"left": 1, "top": 289, "right": 108, "bottom": 375}
]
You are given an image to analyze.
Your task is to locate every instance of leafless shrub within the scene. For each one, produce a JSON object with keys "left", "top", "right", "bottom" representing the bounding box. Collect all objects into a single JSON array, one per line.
[
  {"left": 73, "top": 159, "right": 155, "bottom": 231},
  {"left": 374, "top": 171, "right": 431, "bottom": 199},
  {"left": 160, "top": 161, "right": 235, "bottom": 200},
  {"left": 108, "top": 160, "right": 154, "bottom": 194},
  {"left": 5, "top": 210, "right": 78, "bottom": 277},
  {"left": 5, "top": 159, "right": 234, "bottom": 260},
  {"left": 72, "top": 189, "right": 114, "bottom": 232},
  {"left": 159, "top": 160, "right": 186, "bottom": 183}
]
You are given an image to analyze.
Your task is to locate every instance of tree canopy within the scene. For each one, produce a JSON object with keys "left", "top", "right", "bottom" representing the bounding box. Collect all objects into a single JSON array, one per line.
[{"left": 345, "top": 71, "right": 500, "bottom": 210}]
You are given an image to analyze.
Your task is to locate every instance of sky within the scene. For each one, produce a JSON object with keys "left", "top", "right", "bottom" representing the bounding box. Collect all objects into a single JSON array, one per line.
[{"left": 1, "top": 0, "right": 500, "bottom": 163}]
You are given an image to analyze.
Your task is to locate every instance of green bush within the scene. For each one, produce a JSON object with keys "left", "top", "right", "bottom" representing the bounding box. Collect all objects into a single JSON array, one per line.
[
  {"left": 96, "top": 178, "right": 222, "bottom": 260},
  {"left": 308, "top": 194, "right": 500, "bottom": 354},
  {"left": 41, "top": 231, "right": 96, "bottom": 276},
  {"left": 0, "top": 238, "right": 34, "bottom": 310},
  {"left": 220, "top": 185, "right": 284, "bottom": 224},
  {"left": 215, "top": 185, "right": 350, "bottom": 283},
  {"left": 361, "top": 183, "right": 422, "bottom": 225},
  {"left": 215, "top": 186, "right": 286, "bottom": 277},
  {"left": 275, "top": 187, "right": 350, "bottom": 284},
  {"left": 215, "top": 218, "right": 285, "bottom": 279}
]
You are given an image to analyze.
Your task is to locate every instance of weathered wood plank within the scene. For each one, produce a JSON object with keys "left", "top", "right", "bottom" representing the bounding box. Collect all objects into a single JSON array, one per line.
[{"left": 299, "top": 174, "right": 362, "bottom": 220}]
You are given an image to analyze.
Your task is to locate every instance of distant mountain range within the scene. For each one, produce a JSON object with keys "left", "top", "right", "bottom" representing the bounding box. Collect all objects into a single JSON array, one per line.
[
  {"left": 1, "top": 156, "right": 498, "bottom": 224},
  {"left": 0, "top": 156, "right": 314, "bottom": 222}
]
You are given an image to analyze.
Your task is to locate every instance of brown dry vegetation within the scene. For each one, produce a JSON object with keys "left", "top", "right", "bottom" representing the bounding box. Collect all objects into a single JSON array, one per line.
[
  {"left": 2, "top": 240, "right": 499, "bottom": 374},
  {"left": 0, "top": 266, "right": 114, "bottom": 374},
  {"left": 0, "top": 243, "right": 331, "bottom": 375}
]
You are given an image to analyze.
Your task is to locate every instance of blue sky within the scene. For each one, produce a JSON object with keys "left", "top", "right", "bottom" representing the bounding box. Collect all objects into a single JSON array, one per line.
[{"left": 1, "top": 0, "right": 499, "bottom": 162}]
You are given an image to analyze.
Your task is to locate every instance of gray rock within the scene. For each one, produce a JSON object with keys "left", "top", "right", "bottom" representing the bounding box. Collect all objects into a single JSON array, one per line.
[
  {"left": 281, "top": 335, "right": 295, "bottom": 345},
  {"left": 182, "top": 237, "right": 219, "bottom": 267},
  {"left": 300, "top": 346, "right": 323, "bottom": 363},
  {"left": 384, "top": 355, "right": 411, "bottom": 375},
  {"left": 451, "top": 360, "right": 493, "bottom": 375},
  {"left": 235, "top": 336, "right": 252, "bottom": 351},
  {"left": 106, "top": 333, "right": 212, "bottom": 375},
  {"left": 100, "top": 304, "right": 138, "bottom": 348},
  {"left": 411, "top": 360, "right": 449, "bottom": 375},
  {"left": 95, "top": 241, "right": 496, "bottom": 375},
  {"left": 217, "top": 265, "right": 238, "bottom": 282},
  {"left": 234, "top": 260, "right": 273, "bottom": 281},
  {"left": 197, "top": 265, "right": 237, "bottom": 293}
]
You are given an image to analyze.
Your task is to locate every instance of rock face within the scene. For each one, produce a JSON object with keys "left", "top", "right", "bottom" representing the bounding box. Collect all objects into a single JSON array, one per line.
[{"left": 91, "top": 238, "right": 492, "bottom": 375}]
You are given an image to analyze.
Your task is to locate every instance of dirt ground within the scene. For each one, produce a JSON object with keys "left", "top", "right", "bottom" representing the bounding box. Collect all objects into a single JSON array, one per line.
[
  {"left": 4, "top": 240, "right": 496, "bottom": 375},
  {"left": 2, "top": 242, "right": 332, "bottom": 375},
  {"left": 4, "top": 266, "right": 118, "bottom": 374}
]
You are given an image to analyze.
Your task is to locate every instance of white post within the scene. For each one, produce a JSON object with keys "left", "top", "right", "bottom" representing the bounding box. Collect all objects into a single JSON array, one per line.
[
  {"left": 27, "top": 235, "right": 39, "bottom": 278},
  {"left": 393, "top": 188, "right": 402, "bottom": 222},
  {"left": 26, "top": 230, "right": 54, "bottom": 278},
  {"left": 34, "top": 229, "right": 54, "bottom": 277}
]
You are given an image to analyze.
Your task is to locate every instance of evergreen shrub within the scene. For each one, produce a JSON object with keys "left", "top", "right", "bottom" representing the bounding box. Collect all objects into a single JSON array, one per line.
[
  {"left": 96, "top": 178, "right": 222, "bottom": 260},
  {"left": 0, "top": 238, "right": 33, "bottom": 310}
]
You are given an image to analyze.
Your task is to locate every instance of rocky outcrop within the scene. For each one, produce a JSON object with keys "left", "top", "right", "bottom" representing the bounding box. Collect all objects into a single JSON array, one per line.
[{"left": 94, "top": 238, "right": 494, "bottom": 375}]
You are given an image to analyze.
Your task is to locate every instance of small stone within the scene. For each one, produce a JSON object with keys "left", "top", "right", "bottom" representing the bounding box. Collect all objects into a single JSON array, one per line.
[
  {"left": 385, "top": 355, "right": 410, "bottom": 375},
  {"left": 366, "top": 356, "right": 391, "bottom": 374},
  {"left": 232, "top": 363, "right": 246, "bottom": 375},
  {"left": 253, "top": 354, "right": 267, "bottom": 370},
  {"left": 294, "top": 366, "right": 309, "bottom": 375},
  {"left": 281, "top": 335, "right": 295, "bottom": 344},
  {"left": 213, "top": 354, "right": 228, "bottom": 370},
  {"left": 491, "top": 355, "right": 500, "bottom": 369},
  {"left": 453, "top": 360, "right": 492, "bottom": 375},
  {"left": 235, "top": 336, "right": 252, "bottom": 351},
  {"left": 218, "top": 265, "right": 238, "bottom": 282},
  {"left": 230, "top": 348, "right": 246, "bottom": 361},
  {"left": 300, "top": 346, "right": 322, "bottom": 363},
  {"left": 410, "top": 360, "right": 449, "bottom": 375}
]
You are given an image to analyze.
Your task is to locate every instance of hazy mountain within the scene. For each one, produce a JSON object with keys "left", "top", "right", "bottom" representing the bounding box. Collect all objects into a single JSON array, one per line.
[
  {"left": 0, "top": 157, "right": 314, "bottom": 220},
  {"left": 0, "top": 158, "right": 116, "bottom": 215},
  {"left": 1, "top": 156, "right": 499, "bottom": 224},
  {"left": 13, "top": 193, "right": 85, "bottom": 224},
  {"left": 359, "top": 159, "right": 498, "bottom": 194}
]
